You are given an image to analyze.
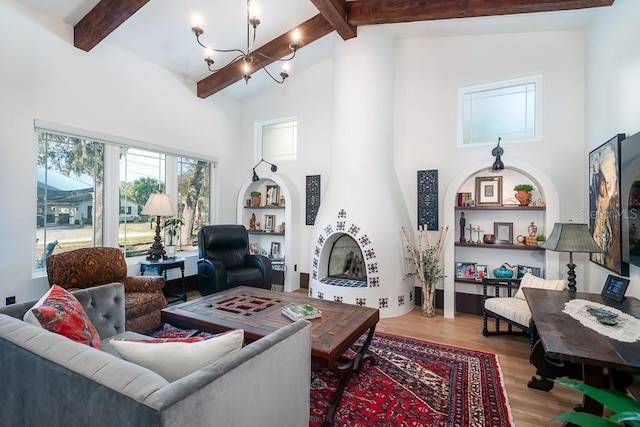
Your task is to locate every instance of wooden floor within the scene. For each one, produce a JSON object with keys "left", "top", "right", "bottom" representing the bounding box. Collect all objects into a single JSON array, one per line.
[{"left": 376, "top": 306, "right": 582, "bottom": 427}]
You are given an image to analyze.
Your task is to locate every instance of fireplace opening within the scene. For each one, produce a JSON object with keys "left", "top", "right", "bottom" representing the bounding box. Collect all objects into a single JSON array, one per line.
[{"left": 327, "top": 235, "right": 367, "bottom": 282}]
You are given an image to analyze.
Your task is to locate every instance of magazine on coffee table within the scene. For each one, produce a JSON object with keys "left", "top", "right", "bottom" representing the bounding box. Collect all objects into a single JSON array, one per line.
[{"left": 282, "top": 303, "right": 322, "bottom": 321}]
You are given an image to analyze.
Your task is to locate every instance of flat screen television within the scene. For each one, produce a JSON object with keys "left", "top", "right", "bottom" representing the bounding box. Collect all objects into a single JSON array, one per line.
[{"left": 620, "top": 130, "right": 640, "bottom": 268}]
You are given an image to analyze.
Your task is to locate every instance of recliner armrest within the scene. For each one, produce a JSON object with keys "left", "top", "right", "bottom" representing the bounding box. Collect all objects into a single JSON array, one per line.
[
  {"left": 197, "top": 257, "right": 227, "bottom": 295},
  {"left": 245, "top": 254, "right": 273, "bottom": 289}
]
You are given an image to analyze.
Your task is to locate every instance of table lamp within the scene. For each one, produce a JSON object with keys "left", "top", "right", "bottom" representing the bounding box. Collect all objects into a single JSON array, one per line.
[
  {"left": 540, "top": 222, "right": 603, "bottom": 292},
  {"left": 141, "top": 192, "right": 175, "bottom": 260}
]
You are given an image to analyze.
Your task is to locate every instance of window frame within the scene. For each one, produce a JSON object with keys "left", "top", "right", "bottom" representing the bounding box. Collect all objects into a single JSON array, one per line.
[
  {"left": 256, "top": 116, "right": 298, "bottom": 163},
  {"left": 33, "top": 120, "right": 217, "bottom": 273},
  {"left": 457, "top": 75, "right": 543, "bottom": 148}
]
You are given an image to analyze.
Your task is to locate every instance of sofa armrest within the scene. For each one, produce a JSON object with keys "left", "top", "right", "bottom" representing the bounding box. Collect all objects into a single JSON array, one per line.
[
  {"left": 146, "top": 320, "right": 312, "bottom": 427},
  {"left": 122, "top": 275, "right": 165, "bottom": 293}
]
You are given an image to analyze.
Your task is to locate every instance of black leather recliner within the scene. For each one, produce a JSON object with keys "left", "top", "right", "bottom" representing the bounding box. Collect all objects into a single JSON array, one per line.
[{"left": 197, "top": 224, "right": 273, "bottom": 296}]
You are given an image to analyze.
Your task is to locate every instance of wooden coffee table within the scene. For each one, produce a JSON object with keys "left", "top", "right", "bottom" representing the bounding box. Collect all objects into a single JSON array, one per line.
[{"left": 161, "top": 286, "right": 380, "bottom": 426}]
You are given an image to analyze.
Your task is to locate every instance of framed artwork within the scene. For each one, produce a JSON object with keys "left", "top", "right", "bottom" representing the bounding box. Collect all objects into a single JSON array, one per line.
[
  {"left": 249, "top": 243, "right": 258, "bottom": 255},
  {"left": 455, "top": 262, "right": 477, "bottom": 279},
  {"left": 475, "top": 176, "right": 503, "bottom": 206},
  {"left": 517, "top": 265, "right": 541, "bottom": 278},
  {"left": 270, "top": 242, "right": 281, "bottom": 258},
  {"left": 264, "top": 215, "right": 275, "bottom": 231},
  {"left": 601, "top": 274, "right": 630, "bottom": 303},
  {"left": 265, "top": 185, "right": 280, "bottom": 206},
  {"left": 494, "top": 222, "right": 513, "bottom": 243},
  {"left": 475, "top": 264, "right": 487, "bottom": 281},
  {"left": 589, "top": 134, "right": 629, "bottom": 276}
]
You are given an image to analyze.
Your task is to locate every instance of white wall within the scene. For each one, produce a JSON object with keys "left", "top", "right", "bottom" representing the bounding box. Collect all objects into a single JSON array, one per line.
[
  {"left": 585, "top": 0, "right": 640, "bottom": 296},
  {"left": 0, "top": 0, "right": 242, "bottom": 303}
]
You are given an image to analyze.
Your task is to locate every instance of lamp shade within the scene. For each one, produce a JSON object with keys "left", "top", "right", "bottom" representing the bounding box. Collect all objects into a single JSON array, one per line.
[
  {"left": 540, "top": 223, "right": 603, "bottom": 253},
  {"left": 141, "top": 193, "right": 175, "bottom": 217}
]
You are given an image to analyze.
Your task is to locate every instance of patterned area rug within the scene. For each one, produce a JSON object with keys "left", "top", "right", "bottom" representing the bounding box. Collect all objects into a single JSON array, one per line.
[{"left": 153, "top": 325, "right": 513, "bottom": 426}]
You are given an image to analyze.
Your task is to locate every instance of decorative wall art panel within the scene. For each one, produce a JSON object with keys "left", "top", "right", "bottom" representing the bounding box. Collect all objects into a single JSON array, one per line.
[
  {"left": 306, "top": 175, "right": 321, "bottom": 226},
  {"left": 417, "top": 170, "right": 438, "bottom": 230}
]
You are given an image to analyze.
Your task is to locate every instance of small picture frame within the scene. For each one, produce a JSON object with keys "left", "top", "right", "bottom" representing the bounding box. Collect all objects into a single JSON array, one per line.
[
  {"left": 249, "top": 243, "right": 258, "bottom": 255},
  {"left": 475, "top": 264, "right": 487, "bottom": 281},
  {"left": 517, "top": 265, "right": 541, "bottom": 278},
  {"left": 455, "top": 262, "right": 477, "bottom": 279},
  {"left": 270, "top": 242, "right": 281, "bottom": 258},
  {"left": 475, "top": 176, "right": 503, "bottom": 206},
  {"left": 264, "top": 215, "right": 275, "bottom": 231},
  {"left": 494, "top": 222, "right": 514, "bottom": 244},
  {"left": 601, "top": 274, "right": 630, "bottom": 303}
]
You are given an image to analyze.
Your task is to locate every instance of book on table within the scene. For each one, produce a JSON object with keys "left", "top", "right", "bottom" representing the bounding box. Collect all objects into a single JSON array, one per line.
[{"left": 282, "top": 303, "right": 322, "bottom": 321}]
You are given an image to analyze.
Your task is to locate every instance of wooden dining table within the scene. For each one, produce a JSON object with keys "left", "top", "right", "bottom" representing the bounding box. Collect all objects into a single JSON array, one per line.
[{"left": 524, "top": 288, "right": 640, "bottom": 416}]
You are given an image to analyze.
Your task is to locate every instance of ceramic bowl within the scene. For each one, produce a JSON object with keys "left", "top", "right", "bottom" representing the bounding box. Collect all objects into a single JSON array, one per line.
[
  {"left": 483, "top": 234, "right": 496, "bottom": 244},
  {"left": 493, "top": 266, "right": 514, "bottom": 278}
]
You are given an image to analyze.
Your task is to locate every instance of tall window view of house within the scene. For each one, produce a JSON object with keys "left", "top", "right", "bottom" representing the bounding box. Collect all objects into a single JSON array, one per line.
[{"left": 36, "top": 131, "right": 212, "bottom": 270}]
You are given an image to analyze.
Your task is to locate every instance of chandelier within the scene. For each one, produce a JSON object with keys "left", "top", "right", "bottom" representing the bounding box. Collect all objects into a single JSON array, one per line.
[{"left": 191, "top": 0, "right": 301, "bottom": 85}]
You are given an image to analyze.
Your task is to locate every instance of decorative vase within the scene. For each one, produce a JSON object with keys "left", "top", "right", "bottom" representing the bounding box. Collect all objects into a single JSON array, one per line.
[
  {"left": 528, "top": 221, "right": 538, "bottom": 237},
  {"left": 493, "top": 265, "right": 514, "bottom": 278},
  {"left": 251, "top": 196, "right": 261, "bottom": 207},
  {"left": 483, "top": 234, "right": 496, "bottom": 244},
  {"left": 421, "top": 281, "right": 436, "bottom": 317},
  {"left": 515, "top": 190, "right": 532, "bottom": 206}
]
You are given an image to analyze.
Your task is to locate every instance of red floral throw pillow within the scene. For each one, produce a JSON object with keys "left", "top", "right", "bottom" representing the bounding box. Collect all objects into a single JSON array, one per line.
[{"left": 30, "top": 285, "right": 101, "bottom": 348}]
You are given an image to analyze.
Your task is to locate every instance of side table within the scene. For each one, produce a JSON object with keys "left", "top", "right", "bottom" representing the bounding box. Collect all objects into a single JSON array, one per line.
[{"left": 139, "top": 257, "right": 187, "bottom": 304}]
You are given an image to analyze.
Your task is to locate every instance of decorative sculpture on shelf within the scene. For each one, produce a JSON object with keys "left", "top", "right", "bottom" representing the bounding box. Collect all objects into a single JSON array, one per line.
[{"left": 459, "top": 212, "right": 466, "bottom": 243}]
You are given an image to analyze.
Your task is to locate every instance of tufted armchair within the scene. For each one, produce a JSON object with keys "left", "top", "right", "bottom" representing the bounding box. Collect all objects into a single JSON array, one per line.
[
  {"left": 46, "top": 247, "right": 167, "bottom": 333},
  {"left": 197, "top": 225, "right": 272, "bottom": 296}
]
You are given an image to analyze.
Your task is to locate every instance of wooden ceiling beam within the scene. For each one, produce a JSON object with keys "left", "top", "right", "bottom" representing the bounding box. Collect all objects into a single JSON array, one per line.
[
  {"left": 346, "top": 0, "right": 615, "bottom": 26},
  {"left": 74, "top": 0, "right": 151, "bottom": 52},
  {"left": 310, "top": 0, "right": 357, "bottom": 40},
  {"left": 197, "top": 14, "right": 335, "bottom": 99}
]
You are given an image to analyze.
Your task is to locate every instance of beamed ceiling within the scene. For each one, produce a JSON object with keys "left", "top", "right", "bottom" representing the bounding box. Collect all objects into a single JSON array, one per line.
[{"left": 71, "top": 0, "right": 615, "bottom": 99}]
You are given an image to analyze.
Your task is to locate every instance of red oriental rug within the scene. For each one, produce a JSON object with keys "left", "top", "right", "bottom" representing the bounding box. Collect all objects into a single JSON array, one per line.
[{"left": 153, "top": 325, "right": 513, "bottom": 427}]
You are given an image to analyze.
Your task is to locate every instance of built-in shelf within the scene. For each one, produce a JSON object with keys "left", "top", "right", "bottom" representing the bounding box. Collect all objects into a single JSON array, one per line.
[
  {"left": 454, "top": 206, "right": 545, "bottom": 211},
  {"left": 248, "top": 230, "right": 285, "bottom": 236},
  {"left": 454, "top": 277, "right": 521, "bottom": 286},
  {"left": 245, "top": 206, "right": 285, "bottom": 210},
  {"left": 455, "top": 242, "right": 544, "bottom": 251}
]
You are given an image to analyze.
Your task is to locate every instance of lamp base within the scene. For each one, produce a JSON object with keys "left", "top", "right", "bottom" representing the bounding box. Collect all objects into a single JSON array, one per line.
[
  {"left": 566, "top": 262, "right": 577, "bottom": 293},
  {"left": 147, "top": 215, "right": 166, "bottom": 260}
]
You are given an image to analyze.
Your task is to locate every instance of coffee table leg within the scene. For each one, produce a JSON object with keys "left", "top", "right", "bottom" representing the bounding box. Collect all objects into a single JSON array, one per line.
[{"left": 323, "top": 324, "right": 377, "bottom": 427}]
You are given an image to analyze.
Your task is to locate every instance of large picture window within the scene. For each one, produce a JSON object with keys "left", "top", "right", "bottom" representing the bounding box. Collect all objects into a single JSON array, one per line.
[
  {"left": 458, "top": 76, "right": 542, "bottom": 146},
  {"left": 35, "top": 127, "right": 213, "bottom": 270}
]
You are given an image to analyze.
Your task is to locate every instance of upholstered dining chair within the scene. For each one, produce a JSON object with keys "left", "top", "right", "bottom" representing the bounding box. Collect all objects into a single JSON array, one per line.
[
  {"left": 197, "top": 224, "right": 273, "bottom": 296},
  {"left": 46, "top": 247, "right": 167, "bottom": 333}
]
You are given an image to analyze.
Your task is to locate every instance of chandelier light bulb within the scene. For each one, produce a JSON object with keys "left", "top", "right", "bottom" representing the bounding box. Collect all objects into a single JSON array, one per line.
[
  {"left": 249, "top": 2, "right": 260, "bottom": 20},
  {"left": 293, "top": 29, "right": 300, "bottom": 43},
  {"left": 191, "top": 13, "right": 203, "bottom": 28}
]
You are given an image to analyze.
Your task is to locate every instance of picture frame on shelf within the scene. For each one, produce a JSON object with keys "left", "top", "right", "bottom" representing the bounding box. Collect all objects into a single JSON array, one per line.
[
  {"left": 601, "top": 274, "right": 630, "bottom": 303},
  {"left": 249, "top": 243, "right": 258, "bottom": 255},
  {"left": 494, "top": 222, "right": 513, "bottom": 243},
  {"left": 475, "top": 264, "right": 487, "bottom": 281},
  {"left": 588, "top": 133, "right": 629, "bottom": 276},
  {"left": 265, "top": 185, "right": 280, "bottom": 206},
  {"left": 264, "top": 215, "right": 275, "bottom": 231},
  {"left": 270, "top": 242, "right": 282, "bottom": 259},
  {"left": 517, "top": 265, "right": 541, "bottom": 278},
  {"left": 455, "top": 262, "right": 477, "bottom": 279},
  {"left": 475, "top": 176, "right": 503, "bottom": 206}
]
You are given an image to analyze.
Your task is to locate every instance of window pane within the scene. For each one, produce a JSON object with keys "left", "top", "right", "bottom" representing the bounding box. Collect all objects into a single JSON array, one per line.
[
  {"left": 262, "top": 120, "right": 297, "bottom": 162},
  {"left": 177, "top": 156, "right": 211, "bottom": 251},
  {"left": 36, "top": 132, "right": 104, "bottom": 270},
  {"left": 119, "top": 148, "right": 166, "bottom": 258},
  {"left": 460, "top": 78, "right": 539, "bottom": 146}
]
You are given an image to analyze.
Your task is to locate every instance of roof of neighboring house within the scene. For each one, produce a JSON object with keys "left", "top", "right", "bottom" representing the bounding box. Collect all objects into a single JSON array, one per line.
[{"left": 37, "top": 166, "right": 93, "bottom": 204}]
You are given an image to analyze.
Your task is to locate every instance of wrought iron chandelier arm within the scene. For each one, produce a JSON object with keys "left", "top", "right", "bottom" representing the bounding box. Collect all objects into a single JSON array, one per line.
[
  {"left": 254, "top": 49, "right": 297, "bottom": 63},
  {"left": 250, "top": 56, "right": 286, "bottom": 84},
  {"left": 195, "top": 35, "right": 247, "bottom": 56},
  {"left": 207, "top": 54, "right": 246, "bottom": 73}
]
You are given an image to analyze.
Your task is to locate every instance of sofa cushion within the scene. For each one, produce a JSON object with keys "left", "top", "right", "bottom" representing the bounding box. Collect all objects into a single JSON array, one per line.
[
  {"left": 110, "top": 329, "right": 244, "bottom": 382},
  {"left": 513, "top": 273, "right": 567, "bottom": 300},
  {"left": 484, "top": 297, "right": 532, "bottom": 327},
  {"left": 23, "top": 285, "right": 101, "bottom": 348}
]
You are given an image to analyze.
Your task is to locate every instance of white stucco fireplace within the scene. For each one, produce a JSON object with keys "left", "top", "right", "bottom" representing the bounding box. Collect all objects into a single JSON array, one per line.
[{"left": 308, "top": 28, "right": 413, "bottom": 318}]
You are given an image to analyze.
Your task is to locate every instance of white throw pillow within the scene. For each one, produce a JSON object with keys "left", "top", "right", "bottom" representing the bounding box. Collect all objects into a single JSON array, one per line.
[
  {"left": 110, "top": 329, "right": 244, "bottom": 382},
  {"left": 514, "top": 273, "right": 567, "bottom": 300},
  {"left": 23, "top": 286, "right": 55, "bottom": 327}
]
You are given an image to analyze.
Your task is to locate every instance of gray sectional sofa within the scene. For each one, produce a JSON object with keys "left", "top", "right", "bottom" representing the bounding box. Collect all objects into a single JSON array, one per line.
[{"left": 0, "top": 283, "right": 312, "bottom": 427}]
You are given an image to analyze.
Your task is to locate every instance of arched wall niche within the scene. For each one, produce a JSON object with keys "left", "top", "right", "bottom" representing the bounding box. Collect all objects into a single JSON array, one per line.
[{"left": 442, "top": 155, "right": 561, "bottom": 318}]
